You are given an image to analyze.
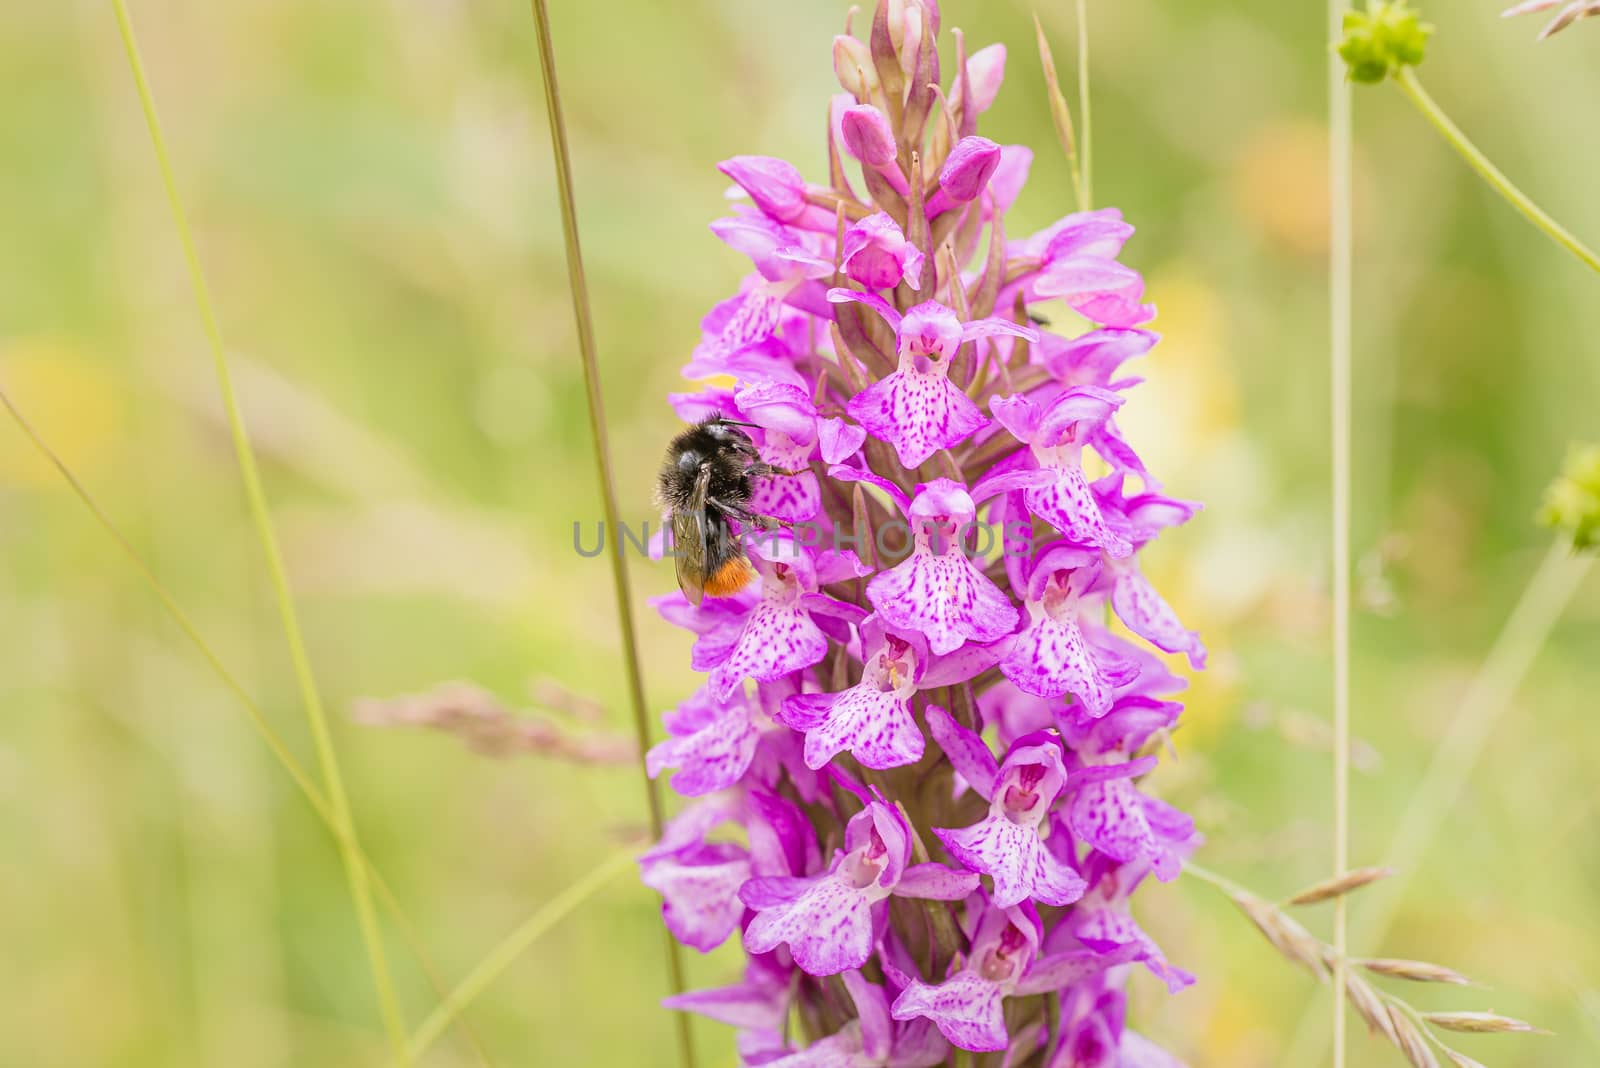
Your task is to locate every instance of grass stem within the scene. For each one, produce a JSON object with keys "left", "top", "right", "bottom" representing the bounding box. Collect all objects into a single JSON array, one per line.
[
  {"left": 0, "top": 387, "right": 493, "bottom": 1065},
  {"left": 1075, "top": 0, "right": 1092, "bottom": 210},
  {"left": 525, "top": 1, "right": 694, "bottom": 1063},
  {"left": 108, "top": 1, "right": 409, "bottom": 1057},
  {"left": 404, "top": 848, "right": 638, "bottom": 1061},
  {"left": 1395, "top": 67, "right": 1600, "bottom": 276},
  {"left": 1329, "top": 2, "right": 1354, "bottom": 1065},
  {"left": 1281, "top": 540, "right": 1592, "bottom": 1062}
]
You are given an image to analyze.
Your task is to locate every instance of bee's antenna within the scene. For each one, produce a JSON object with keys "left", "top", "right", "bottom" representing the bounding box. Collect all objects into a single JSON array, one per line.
[{"left": 711, "top": 413, "right": 764, "bottom": 430}]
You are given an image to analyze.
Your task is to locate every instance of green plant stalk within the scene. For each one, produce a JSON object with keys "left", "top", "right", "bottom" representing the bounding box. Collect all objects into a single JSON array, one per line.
[
  {"left": 0, "top": 387, "right": 494, "bottom": 1065},
  {"left": 1075, "top": 0, "right": 1092, "bottom": 210},
  {"left": 1281, "top": 538, "right": 1593, "bottom": 1063},
  {"left": 1181, "top": 861, "right": 1254, "bottom": 900},
  {"left": 1031, "top": 12, "right": 1085, "bottom": 213},
  {"left": 525, "top": 1, "right": 694, "bottom": 1064},
  {"left": 1394, "top": 67, "right": 1600, "bottom": 276},
  {"left": 405, "top": 847, "right": 639, "bottom": 1061},
  {"left": 108, "top": 2, "right": 409, "bottom": 1058},
  {"left": 1328, "top": 2, "right": 1354, "bottom": 1065}
]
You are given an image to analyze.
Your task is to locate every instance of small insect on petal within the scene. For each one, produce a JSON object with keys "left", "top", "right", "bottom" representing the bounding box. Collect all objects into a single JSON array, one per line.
[
  {"left": 1286, "top": 865, "right": 1394, "bottom": 906},
  {"left": 1359, "top": 957, "right": 1471, "bottom": 986},
  {"left": 1421, "top": 1011, "right": 1544, "bottom": 1034}
]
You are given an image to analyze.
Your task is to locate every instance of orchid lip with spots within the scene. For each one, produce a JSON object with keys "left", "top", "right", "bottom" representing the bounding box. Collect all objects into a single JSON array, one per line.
[{"left": 642, "top": 2, "right": 1205, "bottom": 1062}]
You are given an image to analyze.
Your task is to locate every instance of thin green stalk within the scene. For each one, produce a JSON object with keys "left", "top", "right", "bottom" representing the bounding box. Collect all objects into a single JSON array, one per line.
[
  {"left": 0, "top": 388, "right": 493, "bottom": 1067},
  {"left": 1031, "top": 12, "right": 1085, "bottom": 213},
  {"left": 1328, "top": 3, "right": 1354, "bottom": 1065},
  {"left": 1394, "top": 67, "right": 1600, "bottom": 276},
  {"left": 107, "top": 2, "right": 408, "bottom": 1058},
  {"left": 1075, "top": 0, "right": 1092, "bottom": 210},
  {"left": 404, "top": 848, "right": 638, "bottom": 1061},
  {"left": 525, "top": 1, "right": 694, "bottom": 1064},
  {"left": 1181, "top": 861, "right": 1253, "bottom": 899},
  {"left": 1281, "top": 539, "right": 1593, "bottom": 1063}
]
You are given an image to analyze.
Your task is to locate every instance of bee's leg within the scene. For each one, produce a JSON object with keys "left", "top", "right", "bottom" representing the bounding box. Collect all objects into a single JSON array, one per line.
[
  {"left": 748, "top": 461, "right": 806, "bottom": 478},
  {"left": 708, "top": 497, "right": 790, "bottom": 532}
]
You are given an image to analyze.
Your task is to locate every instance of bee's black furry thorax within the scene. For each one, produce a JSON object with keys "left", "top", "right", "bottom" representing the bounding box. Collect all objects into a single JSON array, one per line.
[{"left": 657, "top": 418, "right": 758, "bottom": 511}]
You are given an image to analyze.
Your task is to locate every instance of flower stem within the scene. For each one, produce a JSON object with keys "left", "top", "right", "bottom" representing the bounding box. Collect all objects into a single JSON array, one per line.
[
  {"left": 525, "top": 1, "right": 695, "bottom": 1064},
  {"left": 107, "top": 2, "right": 409, "bottom": 1059},
  {"left": 1394, "top": 67, "right": 1600, "bottom": 276},
  {"left": 1075, "top": 0, "right": 1092, "bottom": 210},
  {"left": 1280, "top": 539, "right": 1593, "bottom": 1063},
  {"left": 0, "top": 387, "right": 495, "bottom": 1067},
  {"left": 1353, "top": 539, "right": 1591, "bottom": 952},
  {"left": 1328, "top": 2, "right": 1354, "bottom": 1065},
  {"left": 1181, "top": 861, "right": 1254, "bottom": 899},
  {"left": 405, "top": 848, "right": 639, "bottom": 1061}
]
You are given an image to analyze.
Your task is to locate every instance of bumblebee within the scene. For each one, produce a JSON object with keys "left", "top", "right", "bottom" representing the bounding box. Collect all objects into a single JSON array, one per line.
[{"left": 657, "top": 414, "right": 794, "bottom": 605}]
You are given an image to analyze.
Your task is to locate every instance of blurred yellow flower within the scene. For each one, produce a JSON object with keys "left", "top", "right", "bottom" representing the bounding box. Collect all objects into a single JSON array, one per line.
[{"left": 0, "top": 338, "right": 125, "bottom": 486}]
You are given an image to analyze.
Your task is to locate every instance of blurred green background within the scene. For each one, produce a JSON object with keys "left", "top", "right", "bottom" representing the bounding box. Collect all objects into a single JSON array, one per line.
[{"left": 1, "top": 1, "right": 1596, "bottom": 1065}]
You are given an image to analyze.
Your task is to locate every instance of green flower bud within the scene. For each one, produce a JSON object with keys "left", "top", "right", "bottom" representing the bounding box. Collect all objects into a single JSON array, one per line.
[
  {"left": 1536, "top": 444, "right": 1600, "bottom": 553},
  {"left": 1338, "top": 2, "right": 1433, "bottom": 84}
]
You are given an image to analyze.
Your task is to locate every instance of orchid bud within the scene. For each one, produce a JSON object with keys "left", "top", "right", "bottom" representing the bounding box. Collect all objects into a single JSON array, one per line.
[
  {"left": 840, "top": 105, "right": 898, "bottom": 167},
  {"left": 894, "top": 0, "right": 924, "bottom": 77},
  {"left": 717, "top": 155, "right": 809, "bottom": 222},
  {"left": 832, "top": 34, "right": 879, "bottom": 100},
  {"left": 841, "top": 212, "right": 924, "bottom": 290},
  {"left": 937, "top": 135, "right": 1002, "bottom": 203},
  {"left": 963, "top": 43, "right": 1007, "bottom": 114}
]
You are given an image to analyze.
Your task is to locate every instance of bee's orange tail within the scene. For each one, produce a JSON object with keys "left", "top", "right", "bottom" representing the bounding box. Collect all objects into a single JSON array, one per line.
[{"left": 703, "top": 556, "right": 755, "bottom": 598}]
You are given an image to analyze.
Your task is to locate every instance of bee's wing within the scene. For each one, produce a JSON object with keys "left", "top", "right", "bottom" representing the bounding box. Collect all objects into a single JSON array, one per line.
[{"left": 672, "top": 465, "right": 712, "bottom": 606}]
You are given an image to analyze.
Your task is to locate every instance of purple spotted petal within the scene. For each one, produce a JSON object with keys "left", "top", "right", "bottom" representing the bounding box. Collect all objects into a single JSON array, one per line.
[
  {"left": 935, "top": 815, "right": 1086, "bottom": 907},
  {"left": 1068, "top": 777, "right": 1184, "bottom": 882},
  {"left": 891, "top": 971, "right": 1008, "bottom": 1053},
  {"left": 1110, "top": 564, "right": 1206, "bottom": 669},
  {"left": 1013, "top": 943, "right": 1142, "bottom": 996},
  {"left": 761, "top": 1029, "right": 865, "bottom": 1067},
  {"left": 639, "top": 841, "right": 751, "bottom": 952},
  {"left": 779, "top": 684, "right": 924, "bottom": 771},
  {"left": 843, "top": 970, "right": 893, "bottom": 1062},
  {"left": 750, "top": 467, "right": 823, "bottom": 522},
  {"left": 746, "top": 788, "right": 822, "bottom": 877},
  {"left": 1000, "top": 610, "right": 1116, "bottom": 716},
  {"left": 1024, "top": 465, "right": 1133, "bottom": 559},
  {"left": 887, "top": 1020, "right": 949, "bottom": 1068},
  {"left": 847, "top": 367, "right": 989, "bottom": 469},
  {"left": 646, "top": 688, "right": 760, "bottom": 796},
  {"left": 665, "top": 950, "right": 790, "bottom": 1031},
  {"left": 711, "top": 601, "right": 829, "bottom": 698},
  {"left": 741, "top": 874, "right": 878, "bottom": 976},
  {"left": 894, "top": 862, "right": 982, "bottom": 901},
  {"left": 1033, "top": 257, "right": 1142, "bottom": 300},
  {"left": 1076, "top": 908, "right": 1195, "bottom": 993},
  {"left": 868, "top": 551, "right": 1018, "bottom": 656},
  {"left": 1052, "top": 1012, "right": 1120, "bottom": 1068},
  {"left": 1042, "top": 328, "right": 1158, "bottom": 387},
  {"left": 925, "top": 705, "right": 1000, "bottom": 799},
  {"left": 690, "top": 619, "right": 743, "bottom": 672},
  {"left": 818, "top": 417, "right": 869, "bottom": 464}
]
